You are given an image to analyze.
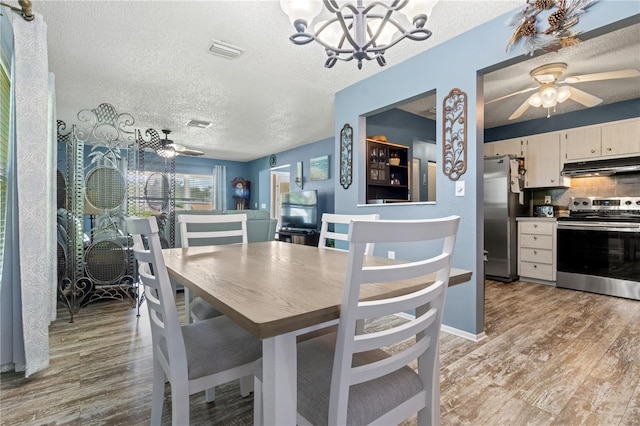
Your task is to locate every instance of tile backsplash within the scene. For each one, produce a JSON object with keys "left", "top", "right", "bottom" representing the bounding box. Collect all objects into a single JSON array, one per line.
[{"left": 530, "top": 173, "right": 640, "bottom": 209}]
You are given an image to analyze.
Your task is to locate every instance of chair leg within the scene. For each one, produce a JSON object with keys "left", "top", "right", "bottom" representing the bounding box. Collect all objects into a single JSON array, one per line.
[
  {"left": 171, "top": 383, "right": 190, "bottom": 426},
  {"left": 253, "top": 376, "right": 262, "bottom": 426},
  {"left": 240, "top": 375, "right": 253, "bottom": 397},
  {"left": 150, "top": 360, "right": 165, "bottom": 426},
  {"left": 184, "top": 287, "right": 193, "bottom": 324},
  {"left": 205, "top": 387, "right": 216, "bottom": 403}
]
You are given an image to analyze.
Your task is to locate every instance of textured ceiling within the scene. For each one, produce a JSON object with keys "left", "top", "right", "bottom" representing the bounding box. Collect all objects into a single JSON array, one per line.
[{"left": 33, "top": 1, "right": 639, "bottom": 161}]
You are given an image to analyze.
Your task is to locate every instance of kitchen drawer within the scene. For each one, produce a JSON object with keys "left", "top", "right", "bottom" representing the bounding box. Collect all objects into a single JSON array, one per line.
[
  {"left": 519, "top": 221, "right": 554, "bottom": 235},
  {"left": 520, "top": 248, "right": 553, "bottom": 264},
  {"left": 519, "top": 261, "right": 554, "bottom": 281},
  {"left": 520, "top": 234, "right": 553, "bottom": 249}
]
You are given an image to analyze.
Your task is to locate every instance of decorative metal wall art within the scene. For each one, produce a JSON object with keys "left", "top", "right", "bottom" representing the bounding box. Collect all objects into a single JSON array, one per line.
[
  {"left": 506, "top": 0, "right": 598, "bottom": 56},
  {"left": 339, "top": 124, "right": 353, "bottom": 189},
  {"left": 442, "top": 88, "right": 467, "bottom": 181}
]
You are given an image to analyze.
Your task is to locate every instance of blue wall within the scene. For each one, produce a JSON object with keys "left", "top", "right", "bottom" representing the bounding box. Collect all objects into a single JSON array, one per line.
[
  {"left": 367, "top": 108, "right": 436, "bottom": 149},
  {"left": 331, "top": 1, "right": 638, "bottom": 336},
  {"left": 485, "top": 98, "right": 640, "bottom": 142},
  {"left": 247, "top": 137, "right": 335, "bottom": 219}
]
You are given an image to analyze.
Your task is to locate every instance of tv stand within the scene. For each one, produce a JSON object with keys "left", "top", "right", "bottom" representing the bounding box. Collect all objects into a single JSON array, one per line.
[{"left": 278, "top": 229, "right": 319, "bottom": 247}]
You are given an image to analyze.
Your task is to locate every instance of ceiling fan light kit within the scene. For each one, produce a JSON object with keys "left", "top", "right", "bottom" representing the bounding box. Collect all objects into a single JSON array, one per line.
[
  {"left": 280, "top": 0, "right": 438, "bottom": 69},
  {"left": 491, "top": 61, "right": 639, "bottom": 121}
]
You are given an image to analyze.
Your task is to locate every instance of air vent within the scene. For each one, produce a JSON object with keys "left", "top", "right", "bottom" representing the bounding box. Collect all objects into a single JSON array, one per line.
[
  {"left": 185, "top": 119, "right": 212, "bottom": 129},
  {"left": 208, "top": 40, "right": 245, "bottom": 60}
]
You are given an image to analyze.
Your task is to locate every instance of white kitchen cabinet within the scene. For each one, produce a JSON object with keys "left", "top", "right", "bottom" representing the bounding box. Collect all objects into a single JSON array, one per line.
[
  {"left": 489, "top": 137, "right": 524, "bottom": 157},
  {"left": 483, "top": 143, "right": 493, "bottom": 158},
  {"left": 561, "top": 126, "right": 601, "bottom": 162},
  {"left": 524, "top": 133, "right": 569, "bottom": 188},
  {"left": 601, "top": 118, "right": 640, "bottom": 157},
  {"left": 517, "top": 219, "right": 556, "bottom": 284}
]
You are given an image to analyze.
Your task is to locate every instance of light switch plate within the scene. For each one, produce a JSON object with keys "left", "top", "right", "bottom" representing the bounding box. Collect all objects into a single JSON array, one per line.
[{"left": 455, "top": 180, "right": 465, "bottom": 197}]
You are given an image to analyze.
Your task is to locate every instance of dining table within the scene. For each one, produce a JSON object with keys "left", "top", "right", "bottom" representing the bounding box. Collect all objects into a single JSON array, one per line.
[{"left": 162, "top": 240, "right": 472, "bottom": 425}]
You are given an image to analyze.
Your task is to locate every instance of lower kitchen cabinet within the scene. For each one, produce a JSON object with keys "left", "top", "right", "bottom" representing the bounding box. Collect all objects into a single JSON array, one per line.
[{"left": 517, "top": 218, "right": 557, "bottom": 284}]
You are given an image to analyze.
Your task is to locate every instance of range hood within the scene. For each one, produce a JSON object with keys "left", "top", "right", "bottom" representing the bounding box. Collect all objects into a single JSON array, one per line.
[{"left": 561, "top": 156, "right": 640, "bottom": 177}]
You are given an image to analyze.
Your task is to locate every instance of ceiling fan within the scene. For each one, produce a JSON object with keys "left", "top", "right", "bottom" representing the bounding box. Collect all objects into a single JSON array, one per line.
[
  {"left": 158, "top": 129, "right": 204, "bottom": 157},
  {"left": 486, "top": 63, "right": 640, "bottom": 120}
]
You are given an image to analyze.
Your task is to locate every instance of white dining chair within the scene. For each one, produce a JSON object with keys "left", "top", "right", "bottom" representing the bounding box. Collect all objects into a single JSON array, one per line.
[
  {"left": 178, "top": 213, "right": 248, "bottom": 324},
  {"left": 126, "top": 217, "right": 261, "bottom": 425},
  {"left": 318, "top": 212, "right": 380, "bottom": 255},
  {"left": 254, "top": 215, "right": 460, "bottom": 426}
]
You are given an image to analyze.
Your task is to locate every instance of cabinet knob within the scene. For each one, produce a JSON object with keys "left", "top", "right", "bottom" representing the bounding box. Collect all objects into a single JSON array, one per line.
[
  {"left": 591, "top": 149, "right": 596, "bottom": 153},
  {"left": 534, "top": 224, "right": 538, "bottom": 228},
  {"left": 533, "top": 250, "right": 537, "bottom": 255},
  {"left": 533, "top": 265, "right": 537, "bottom": 268},
  {"left": 606, "top": 147, "right": 612, "bottom": 152},
  {"left": 533, "top": 236, "right": 537, "bottom": 240},
  {"left": 550, "top": 179, "right": 555, "bottom": 183}
]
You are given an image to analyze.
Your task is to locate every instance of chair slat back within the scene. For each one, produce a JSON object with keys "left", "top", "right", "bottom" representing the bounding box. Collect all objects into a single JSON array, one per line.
[
  {"left": 328, "top": 215, "right": 460, "bottom": 424},
  {"left": 126, "top": 217, "right": 187, "bottom": 374},
  {"left": 178, "top": 213, "right": 248, "bottom": 247},
  {"left": 318, "top": 213, "right": 380, "bottom": 255}
]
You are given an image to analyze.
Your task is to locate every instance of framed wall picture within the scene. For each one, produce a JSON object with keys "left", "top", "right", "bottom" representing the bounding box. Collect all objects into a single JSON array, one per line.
[{"left": 310, "top": 155, "right": 329, "bottom": 181}]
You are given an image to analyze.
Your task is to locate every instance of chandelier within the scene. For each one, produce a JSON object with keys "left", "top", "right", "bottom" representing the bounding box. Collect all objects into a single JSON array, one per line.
[{"left": 280, "top": 0, "right": 438, "bottom": 69}]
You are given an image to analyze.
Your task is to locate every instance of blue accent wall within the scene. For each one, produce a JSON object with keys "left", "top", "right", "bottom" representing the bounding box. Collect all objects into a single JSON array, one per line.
[
  {"left": 246, "top": 137, "right": 335, "bottom": 219},
  {"left": 485, "top": 98, "right": 640, "bottom": 142}
]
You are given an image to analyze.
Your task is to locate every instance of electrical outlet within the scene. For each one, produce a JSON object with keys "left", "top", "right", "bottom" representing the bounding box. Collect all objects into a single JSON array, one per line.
[
  {"left": 261, "top": 203, "right": 267, "bottom": 209},
  {"left": 388, "top": 251, "right": 395, "bottom": 259},
  {"left": 455, "top": 180, "right": 465, "bottom": 197},
  {"left": 544, "top": 196, "right": 551, "bottom": 205}
]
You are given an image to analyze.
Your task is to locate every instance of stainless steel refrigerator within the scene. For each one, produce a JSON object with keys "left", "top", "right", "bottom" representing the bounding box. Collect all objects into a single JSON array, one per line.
[{"left": 484, "top": 155, "right": 529, "bottom": 282}]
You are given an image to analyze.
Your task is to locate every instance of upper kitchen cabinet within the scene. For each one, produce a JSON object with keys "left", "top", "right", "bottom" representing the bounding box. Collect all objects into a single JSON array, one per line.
[
  {"left": 600, "top": 118, "right": 640, "bottom": 157},
  {"left": 525, "top": 132, "right": 570, "bottom": 188},
  {"left": 561, "top": 118, "right": 640, "bottom": 163},
  {"left": 561, "top": 126, "right": 601, "bottom": 161},
  {"left": 485, "top": 137, "right": 524, "bottom": 158}
]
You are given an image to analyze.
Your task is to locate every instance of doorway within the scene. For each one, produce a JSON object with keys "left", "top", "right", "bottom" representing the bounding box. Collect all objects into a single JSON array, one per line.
[{"left": 270, "top": 168, "right": 290, "bottom": 230}]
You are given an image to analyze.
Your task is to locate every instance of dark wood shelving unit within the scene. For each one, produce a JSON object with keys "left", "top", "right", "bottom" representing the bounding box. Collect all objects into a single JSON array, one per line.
[{"left": 366, "top": 138, "right": 409, "bottom": 203}]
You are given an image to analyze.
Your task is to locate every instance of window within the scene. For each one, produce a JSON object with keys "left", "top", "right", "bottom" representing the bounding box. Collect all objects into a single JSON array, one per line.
[
  {"left": 137, "top": 171, "right": 214, "bottom": 212},
  {"left": 0, "top": 62, "right": 10, "bottom": 276}
]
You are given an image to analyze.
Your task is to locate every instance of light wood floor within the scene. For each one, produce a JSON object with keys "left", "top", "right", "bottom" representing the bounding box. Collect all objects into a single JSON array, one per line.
[{"left": 1, "top": 280, "right": 639, "bottom": 425}]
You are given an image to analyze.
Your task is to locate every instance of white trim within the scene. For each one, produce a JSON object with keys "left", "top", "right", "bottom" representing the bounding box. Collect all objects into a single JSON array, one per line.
[
  {"left": 441, "top": 325, "right": 487, "bottom": 342},
  {"left": 394, "top": 312, "right": 487, "bottom": 342}
]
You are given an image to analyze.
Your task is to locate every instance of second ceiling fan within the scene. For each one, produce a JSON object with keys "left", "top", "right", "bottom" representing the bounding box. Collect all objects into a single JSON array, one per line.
[
  {"left": 487, "top": 63, "right": 640, "bottom": 120},
  {"left": 159, "top": 129, "right": 204, "bottom": 157}
]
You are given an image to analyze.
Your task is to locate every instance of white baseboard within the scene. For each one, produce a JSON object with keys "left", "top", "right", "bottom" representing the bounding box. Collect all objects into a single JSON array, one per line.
[
  {"left": 393, "top": 313, "right": 487, "bottom": 342},
  {"left": 440, "top": 325, "right": 487, "bottom": 342}
]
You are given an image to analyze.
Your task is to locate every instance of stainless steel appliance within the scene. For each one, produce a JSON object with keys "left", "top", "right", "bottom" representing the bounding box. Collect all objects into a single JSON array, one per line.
[
  {"left": 484, "top": 155, "right": 529, "bottom": 282},
  {"left": 557, "top": 196, "right": 640, "bottom": 300}
]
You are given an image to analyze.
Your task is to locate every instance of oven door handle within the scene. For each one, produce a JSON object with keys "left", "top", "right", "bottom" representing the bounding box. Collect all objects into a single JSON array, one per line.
[{"left": 558, "top": 222, "right": 640, "bottom": 232}]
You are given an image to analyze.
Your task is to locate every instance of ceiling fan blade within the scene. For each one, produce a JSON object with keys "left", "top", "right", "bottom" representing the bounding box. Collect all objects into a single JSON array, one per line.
[
  {"left": 170, "top": 143, "right": 204, "bottom": 156},
  {"left": 486, "top": 86, "right": 538, "bottom": 105},
  {"left": 568, "top": 87, "right": 603, "bottom": 107},
  {"left": 508, "top": 95, "right": 534, "bottom": 120},
  {"left": 562, "top": 69, "right": 640, "bottom": 84}
]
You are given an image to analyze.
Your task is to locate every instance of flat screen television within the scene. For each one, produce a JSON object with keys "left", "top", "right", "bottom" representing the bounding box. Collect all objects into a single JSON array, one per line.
[{"left": 281, "top": 190, "right": 318, "bottom": 232}]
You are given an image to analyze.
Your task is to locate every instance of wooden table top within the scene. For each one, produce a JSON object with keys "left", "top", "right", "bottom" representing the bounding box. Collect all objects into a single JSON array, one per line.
[{"left": 163, "top": 241, "right": 472, "bottom": 339}]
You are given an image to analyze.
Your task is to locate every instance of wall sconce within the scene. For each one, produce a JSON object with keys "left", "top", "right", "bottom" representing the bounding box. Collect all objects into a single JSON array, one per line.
[{"left": 295, "top": 161, "right": 303, "bottom": 188}]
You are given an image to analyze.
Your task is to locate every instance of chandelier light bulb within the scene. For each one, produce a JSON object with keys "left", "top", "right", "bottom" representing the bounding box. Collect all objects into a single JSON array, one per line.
[
  {"left": 280, "top": 0, "right": 323, "bottom": 31},
  {"left": 400, "top": 0, "right": 438, "bottom": 27},
  {"left": 369, "top": 18, "right": 397, "bottom": 46}
]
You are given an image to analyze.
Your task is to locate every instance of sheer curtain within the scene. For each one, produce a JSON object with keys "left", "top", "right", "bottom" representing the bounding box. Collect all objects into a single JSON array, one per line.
[
  {"left": 0, "top": 12, "right": 56, "bottom": 377},
  {"left": 212, "top": 165, "right": 227, "bottom": 211}
]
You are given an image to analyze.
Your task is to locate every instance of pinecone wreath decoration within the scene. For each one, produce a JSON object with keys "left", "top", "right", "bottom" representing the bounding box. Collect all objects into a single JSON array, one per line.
[
  {"left": 545, "top": 0, "right": 567, "bottom": 33},
  {"left": 533, "top": 0, "right": 554, "bottom": 10}
]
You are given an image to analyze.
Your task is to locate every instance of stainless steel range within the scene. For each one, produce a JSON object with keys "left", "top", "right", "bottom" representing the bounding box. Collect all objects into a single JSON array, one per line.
[{"left": 557, "top": 196, "right": 640, "bottom": 300}]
